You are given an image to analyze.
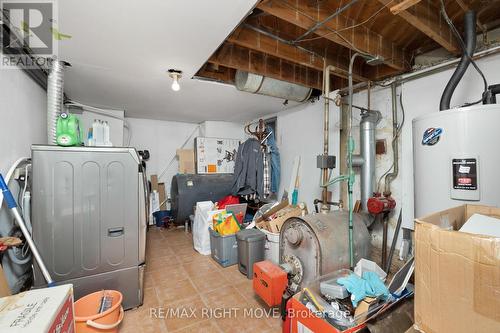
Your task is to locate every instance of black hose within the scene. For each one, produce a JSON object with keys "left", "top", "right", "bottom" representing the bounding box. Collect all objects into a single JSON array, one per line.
[{"left": 439, "top": 11, "right": 476, "bottom": 111}]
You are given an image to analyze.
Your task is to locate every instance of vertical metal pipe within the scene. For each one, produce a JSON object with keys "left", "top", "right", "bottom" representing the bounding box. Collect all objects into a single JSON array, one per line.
[
  {"left": 359, "top": 111, "right": 380, "bottom": 211},
  {"left": 384, "top": 83, "right": 399, "bottom": 195},
  {"left": 321, "top": 64, "right": 336, "bottom": 213}
]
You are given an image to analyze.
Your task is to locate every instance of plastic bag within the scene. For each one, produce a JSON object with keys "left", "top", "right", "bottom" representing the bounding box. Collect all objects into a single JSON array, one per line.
[
  {"left": 213, "top": 210, "right": 242, "bottom": 236},
  {"left": 217, "top": 195, "right": 240, "bottom": 209},
  {"left": 193, "top": 201, "right": 221, "bottom": 255}
]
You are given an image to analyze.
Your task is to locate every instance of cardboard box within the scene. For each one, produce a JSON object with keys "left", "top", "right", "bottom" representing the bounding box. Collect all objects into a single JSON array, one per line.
[
  {"left": 158, "top": 183, "right": 166, "bottom": 210},
  {"left": 0, "top": 284, "right": 75, "bottom": 333},
  {"left": 257, "top": 205, "right": 302, "bottom": 233},
  {"left": 414, "top": 204, "right": 500, "bottom": 333},
  {"left": 0, "top": 266, "right": 11, "bottom": 298},
  {"left": 150, "top": 174, "right": 159, "bottom": 192},
  {"left": 176, "top": 149, "right": 195, "bottom": 174}
]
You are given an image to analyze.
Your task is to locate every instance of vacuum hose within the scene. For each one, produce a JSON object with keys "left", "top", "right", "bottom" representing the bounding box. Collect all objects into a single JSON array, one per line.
[{"left": 439, "top": 11, "right": 476, "bottom": 111}]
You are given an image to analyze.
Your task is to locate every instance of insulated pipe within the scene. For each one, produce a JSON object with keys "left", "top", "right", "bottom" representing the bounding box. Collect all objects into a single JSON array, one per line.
[
  {"left": 321, "top": 64, "right": 337, "bottom": 213},
  {"left": 47, "top": 60, "right": 66, "bottom": 144},
  {"left": 439, "top": 11, "right": 476, "bottom": 111},
  {"left": 353, "top": 111, "right": 381, "bottom": 211},
  {"left": 384, "top": 84, "right": 399, "bottom": 196}
]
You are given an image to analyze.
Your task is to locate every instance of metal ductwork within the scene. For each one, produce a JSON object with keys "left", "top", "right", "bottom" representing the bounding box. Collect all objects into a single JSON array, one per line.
[
  {"left": 439, "top": 11, "right": 476, "bottom": 111},
  {"left": 235, "top": 70, "right": 312, "bottom": 102},
  {"left": 47, "top": 60, "right": 66, "bottom": 144},
  {"left": 353, "top": 111, "right": 381, "bottom": 212}
]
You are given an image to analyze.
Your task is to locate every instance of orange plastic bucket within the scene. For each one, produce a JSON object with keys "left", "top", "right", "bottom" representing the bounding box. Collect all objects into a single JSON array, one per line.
[{"left": 74, "top": 290, "right": 124, "bottom": 333}]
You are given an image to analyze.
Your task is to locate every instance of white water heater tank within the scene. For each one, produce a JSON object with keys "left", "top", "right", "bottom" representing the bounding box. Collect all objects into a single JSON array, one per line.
[{"left": 413, "top": 104, "right": 500, "bottom": 218}]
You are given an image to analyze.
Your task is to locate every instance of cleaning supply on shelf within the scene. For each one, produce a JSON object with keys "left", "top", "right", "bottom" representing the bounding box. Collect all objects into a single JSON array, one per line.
[{"left": 56, "top": 112, "right": 82, "bottom": 146}]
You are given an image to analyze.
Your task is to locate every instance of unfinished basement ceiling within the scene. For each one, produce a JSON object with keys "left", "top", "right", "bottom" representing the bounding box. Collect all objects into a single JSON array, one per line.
[
  {"left": 57, "top": 0, "right": 298, "bottom": 122},
  {"left": 197, "top": 0, "right": 500, "bottom": 91}
]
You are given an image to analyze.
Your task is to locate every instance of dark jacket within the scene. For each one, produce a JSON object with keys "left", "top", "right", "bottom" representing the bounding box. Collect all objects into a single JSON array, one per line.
[{"left": 231, "top": 138, "right": 263, "bottom": 197}]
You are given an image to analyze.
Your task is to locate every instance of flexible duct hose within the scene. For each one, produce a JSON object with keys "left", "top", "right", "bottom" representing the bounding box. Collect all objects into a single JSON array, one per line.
[
  {"left": 439, "top": 11, "right": 476, "bottom": 111},
  {"left": 47, "top": 60, "right": 65, "bottom": 144}
]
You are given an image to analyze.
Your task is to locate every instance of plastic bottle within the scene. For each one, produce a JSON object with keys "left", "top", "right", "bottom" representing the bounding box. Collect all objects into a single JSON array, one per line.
[{"left": 104, "top": 121, "right": 111, "bottom": 146}]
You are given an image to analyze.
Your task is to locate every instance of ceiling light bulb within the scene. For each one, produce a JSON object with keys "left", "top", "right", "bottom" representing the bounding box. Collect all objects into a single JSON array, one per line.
[
  {"left": 168, "top": 69, "right": 182, "bottom": 92},
  {"left": 171, "top": 76, "right": 180, "bottom": 91}
]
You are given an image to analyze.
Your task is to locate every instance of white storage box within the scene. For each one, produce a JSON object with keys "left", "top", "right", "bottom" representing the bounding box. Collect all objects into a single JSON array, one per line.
[{"left": 0, "top": 284, "right": 75, "bottom": 333}]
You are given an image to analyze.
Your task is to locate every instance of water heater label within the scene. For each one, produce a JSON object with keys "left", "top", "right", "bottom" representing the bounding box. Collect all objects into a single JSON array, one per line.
[
  {"left": 452, "top": 158, "right": 477, "bottom": 190},
  {"left": 422, "top": 128, "right": 443, "bottom": 146}
]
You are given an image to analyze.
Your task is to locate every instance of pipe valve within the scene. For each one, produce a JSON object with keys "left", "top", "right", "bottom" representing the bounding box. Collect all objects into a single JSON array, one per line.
[{"left": 367, "top": 192, "right": 396, "bottom": 215}]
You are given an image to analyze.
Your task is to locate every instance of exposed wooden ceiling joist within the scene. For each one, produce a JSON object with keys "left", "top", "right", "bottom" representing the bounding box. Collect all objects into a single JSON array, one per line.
[
  {"left": 390, "top": 0, "right": 423, "bottom": 15},
  {"left": 209, "top": 42, "right": 327, "bottom": 90},
  {"left": 228, "top": 25, "right": 368, "bottom": 82},
  {"left": 379, "top": 0, "right": 459, "bottom": 54},
  {"left": 257, "top": 0, "right": 409, "bottom": 71},
  {"left": 195, "top": 64, "right": 236, "bottom": 84}
]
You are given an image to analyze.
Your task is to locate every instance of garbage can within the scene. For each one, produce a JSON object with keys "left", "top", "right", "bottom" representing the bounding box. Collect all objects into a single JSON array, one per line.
[{"left": 237, "top": 229, "right": 266, "bottom": 279}]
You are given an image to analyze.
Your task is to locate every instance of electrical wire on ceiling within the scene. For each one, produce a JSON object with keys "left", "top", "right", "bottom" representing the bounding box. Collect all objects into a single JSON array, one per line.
[
  {"left": 439, "top": 0, "right": 488, "bottom": 105},
  {"left": 293, "top": 0, "right": 395, "bottom": 45}
]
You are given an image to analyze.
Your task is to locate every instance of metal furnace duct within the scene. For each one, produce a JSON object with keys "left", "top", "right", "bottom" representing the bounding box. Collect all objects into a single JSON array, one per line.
[
  {"left": 47, "top": 60, "right": 66, "bottom": 144},
  {"left": 279, "top": 211, "right": 371, "bottom": 287},
  {"left": 353, "top": 111, "right": 381, "bottom": 212},
  {"left": 235, "top": 70, "right": 312, "bottom": 102}
]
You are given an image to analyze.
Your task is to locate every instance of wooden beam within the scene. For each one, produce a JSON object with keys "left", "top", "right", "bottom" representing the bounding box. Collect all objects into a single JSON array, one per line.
[
  {"left": 228, "top": 25, "right": 368, "bottom": 82},
  {"left": 390, "top": 0, "right": 423, "bottom": 15},
  {"left": 209, "top": 42, "right": 326, "bottom": 90},
  {"left": 257, "top": 0, "right": 408, "bottom": 71},
  {"left": 195, "top": 64, "right": 236, "bottom": 84},
  {"left": 380, "top": 0, "right": 459, "bottom": 54}
]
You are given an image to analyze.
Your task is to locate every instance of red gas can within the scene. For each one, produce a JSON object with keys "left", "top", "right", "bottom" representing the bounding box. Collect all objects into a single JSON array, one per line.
[{"left": 253, "top": 260, "right": 288, "bottom": 307}]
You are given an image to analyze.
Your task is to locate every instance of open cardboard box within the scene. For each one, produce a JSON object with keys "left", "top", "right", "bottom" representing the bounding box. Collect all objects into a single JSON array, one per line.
[{"left": 414, "top": 204, "right": 500, "bottom": 333}]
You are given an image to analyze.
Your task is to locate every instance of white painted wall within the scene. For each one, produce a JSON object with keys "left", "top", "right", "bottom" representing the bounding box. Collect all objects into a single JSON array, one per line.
[
  {"left": 126, "top": 118, "right": 245, "bottom": 194},
  {"left": 125, "top": 118, "right": 199, "bottom": 189},
  {"left": 0, "top": 69, "right": 46, "bottom": 175},
  {"left": 0, "top": 68, "right": 46, "bottom": 290},
  {"left": 275, "top": 94, "right": 341, "bottom": 212},
  {"left": 200, "top": 121, "right": 245, "bottom": 141}
]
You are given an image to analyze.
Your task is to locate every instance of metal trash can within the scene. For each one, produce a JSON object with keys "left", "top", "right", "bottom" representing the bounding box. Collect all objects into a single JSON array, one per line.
[{"left": 237, "top": 229, "right": 266, "bottom": 279}]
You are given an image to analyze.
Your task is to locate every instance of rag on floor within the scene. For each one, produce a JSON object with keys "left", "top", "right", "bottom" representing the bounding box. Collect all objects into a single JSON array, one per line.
[{"left": 336, "top": 271, "right": 389, "bottom": 307}]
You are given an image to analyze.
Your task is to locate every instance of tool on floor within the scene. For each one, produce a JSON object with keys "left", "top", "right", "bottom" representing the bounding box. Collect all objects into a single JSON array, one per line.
[{"left": 0, "top": 173, "right": 55, "bottom": 286}]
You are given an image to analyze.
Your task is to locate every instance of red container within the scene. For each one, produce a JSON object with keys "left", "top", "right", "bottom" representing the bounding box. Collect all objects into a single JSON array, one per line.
[{"left": 253, "top": 260, "right": 288, "bottom": 307}]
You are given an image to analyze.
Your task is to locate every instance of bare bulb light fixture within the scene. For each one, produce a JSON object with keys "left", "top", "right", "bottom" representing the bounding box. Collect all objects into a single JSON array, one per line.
[{"left": 168, "top": 69, "right": 182, "bottom": 91}]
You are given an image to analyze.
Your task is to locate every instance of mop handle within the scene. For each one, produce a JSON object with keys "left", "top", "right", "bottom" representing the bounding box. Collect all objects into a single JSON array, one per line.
[{"left": 0, "top": 173, "right": 55, "bottom": 286}]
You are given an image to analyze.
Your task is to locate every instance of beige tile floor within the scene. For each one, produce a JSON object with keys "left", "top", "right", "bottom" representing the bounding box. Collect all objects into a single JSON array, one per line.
[{"left": 120, "top": 227, "right": 282, "bottom": 333}]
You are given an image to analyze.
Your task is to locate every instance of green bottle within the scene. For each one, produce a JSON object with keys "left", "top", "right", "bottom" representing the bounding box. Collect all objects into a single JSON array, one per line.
[{"left": 56, "top": 112, "right": 82, "bottom": 146}]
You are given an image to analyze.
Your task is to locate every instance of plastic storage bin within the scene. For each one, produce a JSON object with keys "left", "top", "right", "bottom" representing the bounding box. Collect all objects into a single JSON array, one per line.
[
  {"left": 209, "top": 228, "right": 238, "bottom": 267},
  {"left": 237, "top": 229, "right": 266, "bottom": 279}
]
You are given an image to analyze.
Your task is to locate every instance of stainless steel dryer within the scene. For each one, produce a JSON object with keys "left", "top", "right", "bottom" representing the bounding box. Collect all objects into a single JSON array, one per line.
[{"left": 31, "top": 145, "right": 147, "bottom": 309}]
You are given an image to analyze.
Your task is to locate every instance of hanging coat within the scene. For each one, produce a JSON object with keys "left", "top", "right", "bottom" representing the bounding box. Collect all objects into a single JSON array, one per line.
[{"left": 231, "top": 138, "right": 264, "bottom": 197}]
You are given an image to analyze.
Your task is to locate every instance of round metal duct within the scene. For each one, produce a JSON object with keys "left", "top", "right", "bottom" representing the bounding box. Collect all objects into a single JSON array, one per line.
[{"left": 235, "top": 70, "right": 312, "bottom": 102}]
